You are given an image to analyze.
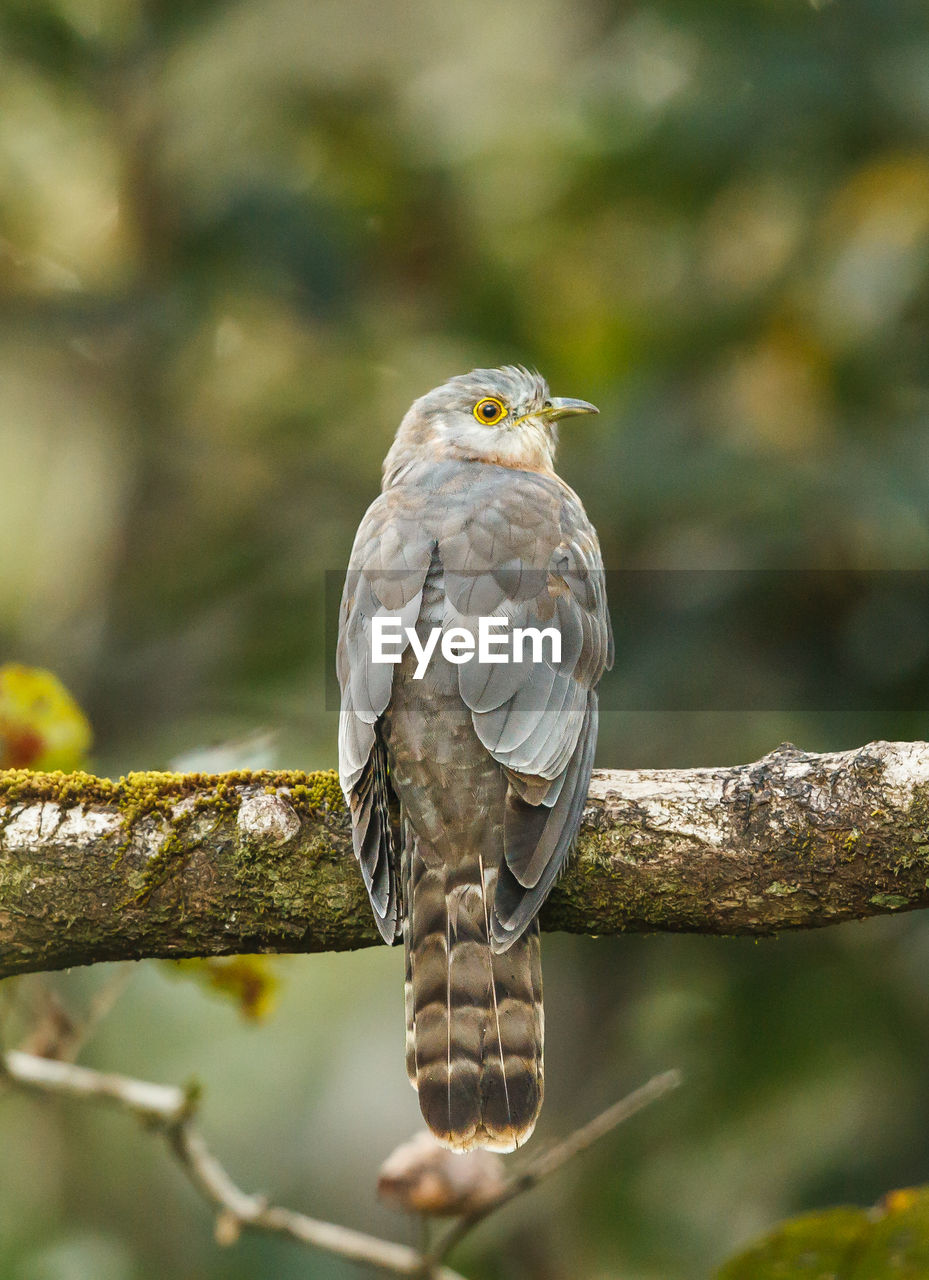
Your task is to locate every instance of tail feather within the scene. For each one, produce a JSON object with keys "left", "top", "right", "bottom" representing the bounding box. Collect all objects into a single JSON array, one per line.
[{"left": 404, "top": 837, "right": 543, "bottom": 1152}]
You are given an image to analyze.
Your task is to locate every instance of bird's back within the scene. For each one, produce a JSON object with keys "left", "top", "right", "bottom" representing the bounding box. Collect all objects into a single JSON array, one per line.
[{"left": 383, "top": 550, "right": 544, "bottom": 1150}]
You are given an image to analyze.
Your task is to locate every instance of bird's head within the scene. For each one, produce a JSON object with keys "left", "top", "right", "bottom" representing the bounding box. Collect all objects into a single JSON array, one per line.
[{"left": 383, "top": 365, "right": 598, "bottom": 486}]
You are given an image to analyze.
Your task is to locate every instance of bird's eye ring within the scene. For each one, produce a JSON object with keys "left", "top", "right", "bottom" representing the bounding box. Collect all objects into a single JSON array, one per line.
[{"left": 473, "top": 397, "right": 507, "bottom": 426}]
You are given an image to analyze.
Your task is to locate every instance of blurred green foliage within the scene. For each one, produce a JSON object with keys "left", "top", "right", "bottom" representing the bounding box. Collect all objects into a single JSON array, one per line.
[
  {"left": 3, "top": 0, "right": 929, "bottom": 1276},
  {"left": 718, "top": 1187, "right": 929, "bottom": 1279}
]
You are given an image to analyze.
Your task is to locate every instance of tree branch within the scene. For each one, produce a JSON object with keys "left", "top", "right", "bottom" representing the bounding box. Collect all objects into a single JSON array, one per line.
[
  {"left": 2, "top": 1047, "right": 681, "bottom": 1279},
  {"left": 426, "top": 1068, "right": 683, "bottom": 1267},
  {"left": 3, "top": 739, "right": 929, "bottom": 978},
  {"left": 0, "top": 1049, "right": 465, "bottom": 1280}
]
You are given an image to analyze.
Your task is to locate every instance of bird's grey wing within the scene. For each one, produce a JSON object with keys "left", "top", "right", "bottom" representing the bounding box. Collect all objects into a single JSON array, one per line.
[
  {"left": 337, "top": 491, "right": 434, "bottom": 942},
  {"left": 440, "top": 470, "right": 613, "bottom": 949}
]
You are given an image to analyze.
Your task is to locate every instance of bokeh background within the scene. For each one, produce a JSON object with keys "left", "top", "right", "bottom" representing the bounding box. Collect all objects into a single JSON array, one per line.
[{"left": 3, "top": 0, "right": 929, "bottom": 1276}]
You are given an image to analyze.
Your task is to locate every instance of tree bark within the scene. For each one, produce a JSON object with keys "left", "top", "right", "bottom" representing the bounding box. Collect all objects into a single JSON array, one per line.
[{"left": 3, "top": 740, "right": 929, "bottom": 980}]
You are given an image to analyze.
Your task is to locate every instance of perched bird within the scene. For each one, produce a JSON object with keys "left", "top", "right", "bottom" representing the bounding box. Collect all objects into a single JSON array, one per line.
[{"left": 338, "top": 366, "right": 612, "bottom": 1152}]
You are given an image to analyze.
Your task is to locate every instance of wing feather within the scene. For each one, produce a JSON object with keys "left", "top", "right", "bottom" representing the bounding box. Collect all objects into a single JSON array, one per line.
[
  {"left": 438, "top": 468, "right": 611, "bottom": 951},
  {"left": 337, "top": 491, "right": 434, "bottom": 941},
  {"left": 492, "top": 697, "right": 599, "bottom": 948}
]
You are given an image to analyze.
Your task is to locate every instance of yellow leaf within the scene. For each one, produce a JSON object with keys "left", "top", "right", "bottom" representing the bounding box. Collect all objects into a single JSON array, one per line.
[
  {"left": 166, "top": 956, "right": 280, "bottom": 1021},
  {"left": 0, "top": 663, "right": 92, "bottom": 771}
]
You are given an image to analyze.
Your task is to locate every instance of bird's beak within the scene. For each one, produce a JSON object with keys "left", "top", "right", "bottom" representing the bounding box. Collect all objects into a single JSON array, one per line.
[{"left": 542, "top": 397, "right": 599, "bottom": 421}]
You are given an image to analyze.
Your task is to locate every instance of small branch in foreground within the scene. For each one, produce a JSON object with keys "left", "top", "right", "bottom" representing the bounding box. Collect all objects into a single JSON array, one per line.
[
  {"left": 1, "top": 1049, "right": 681, "bottom": 1280},
  {"left": 3, "top": 1049, "right": 189, "bottom": 1121},
  {"left": 427, "top": 1069, "right": 683, "bottom": 1267},
  {"left": 0, "top": 1049, "right": 464, "bottom": 1280}
]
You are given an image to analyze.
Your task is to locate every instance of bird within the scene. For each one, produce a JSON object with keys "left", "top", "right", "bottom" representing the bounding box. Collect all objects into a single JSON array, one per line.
[{"left": 337, "top": 365, "right": 612, "bottom": 1152}]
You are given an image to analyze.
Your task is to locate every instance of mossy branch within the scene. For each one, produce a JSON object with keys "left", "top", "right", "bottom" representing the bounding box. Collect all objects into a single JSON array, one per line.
[{"left": 3, "top": 740, "right": 929, "bottom": 979}]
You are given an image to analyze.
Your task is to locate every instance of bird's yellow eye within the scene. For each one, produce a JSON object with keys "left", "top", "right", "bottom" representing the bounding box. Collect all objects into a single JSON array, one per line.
[{"left": 473, "top": 396, "right": 507, "bottom": 426}]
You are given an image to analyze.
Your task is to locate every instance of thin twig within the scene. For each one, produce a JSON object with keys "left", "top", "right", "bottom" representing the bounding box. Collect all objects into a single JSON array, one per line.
[
  {"left": 2, "top": 1049, "right": 465, "bottom": 1280},
  {"left": 79, "top": 966, "right": 136, "bottom": 1053},
  {"left": 427, "top": 1069, "right": 683, "bottom": 1267},
  {"left": 16, "top": 967, "right": 136, "bottom": 1062},
  {"left": 3, "top": 1049, "right": 189, "bottom": 1121},
  {"left": 2, "top": 1049, "right": 681, "bottom": 1277}
]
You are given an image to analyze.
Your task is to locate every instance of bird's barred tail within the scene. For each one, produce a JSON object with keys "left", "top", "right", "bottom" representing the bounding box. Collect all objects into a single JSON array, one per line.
[{"left": 403, "top": 841, "right": 543, "bottom": 1152}]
